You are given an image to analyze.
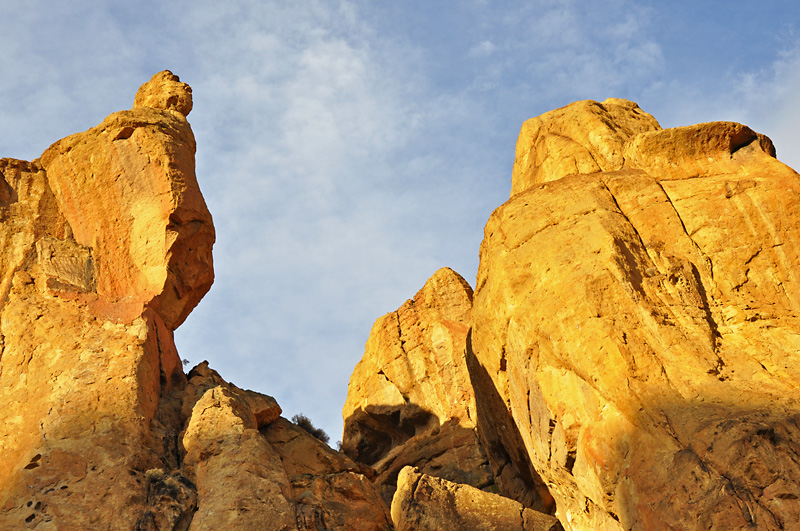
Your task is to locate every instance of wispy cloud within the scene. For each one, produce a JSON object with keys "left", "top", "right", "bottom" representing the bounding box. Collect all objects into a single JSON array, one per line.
[{"left": 729, "top": 45, "right": 800, "bottom": 169}]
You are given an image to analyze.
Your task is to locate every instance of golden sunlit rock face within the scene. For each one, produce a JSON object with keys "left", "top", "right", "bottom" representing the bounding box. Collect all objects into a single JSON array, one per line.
[
  {"left": 0, "top": 72, "right": 392, "bottom": 531},
  {"left": 341, "top": 268, "right": 496, "bottom": 506},
  {"left": 0, "top": 70, "right": 214, "bottom": 527},
  {"left": 344, "top": 99, "right": 800, "bottom": 530},
  {"left": 4, "top": 72, "right": 799, "bottom": 530},
  {"left": 472, "top": 99, "right": 800, "bottom": 530}
]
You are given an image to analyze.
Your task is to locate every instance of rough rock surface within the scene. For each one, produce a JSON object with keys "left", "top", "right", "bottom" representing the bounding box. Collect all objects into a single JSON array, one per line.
[
  {"left": 391, "top": 466, "right": 562, "bottom": 531},
  {"left": 471, "top": 99, "right": 800, "bottom": 529},
  {"left": 7, "top": 72, "right": 800, "bottom": 530},
  {"left": 0, "top": 72, "right": 391, "bottom": 531},
  {"left": 0, "top": 69, "right": 213, "bottom": 529},
  {"left": 180, "top": 363, "right": 392, "bottom": 531},
  {"left": 342, "top": 268, "right": 502, "bottom": 505}
]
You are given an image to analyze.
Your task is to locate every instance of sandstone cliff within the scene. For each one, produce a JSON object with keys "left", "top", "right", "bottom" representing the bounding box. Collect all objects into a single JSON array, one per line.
[
  {"left": 343, "top": 98, "right": 800, "bottom": 530},
  {"left": 470, "top": 98, "right": 800, "bottom": 529},
  {"left": 0, "top": 72, "right": 391, "bottom": 531},
  {"left": 5, "top": 72, "right": 800, "bottom": 531}
]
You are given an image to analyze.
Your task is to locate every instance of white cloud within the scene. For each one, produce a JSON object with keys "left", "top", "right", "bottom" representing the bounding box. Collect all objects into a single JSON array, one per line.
[
  {"left": 469, "top": 40, "right": 496, "bottom": 58},
  {"left": 732, "top": 45, "right": 800, "bottom": 170}
]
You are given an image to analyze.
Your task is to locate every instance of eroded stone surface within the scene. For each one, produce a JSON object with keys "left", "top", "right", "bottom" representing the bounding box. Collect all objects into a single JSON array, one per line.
[
  {"left": 0, "top": 72, "right": 390, "bottom": 531},
  {"left": 181, "top": 364, "right": 392, "bottom": 531},
  {"left": 472, "top": 99, "right": 800, "bottom": 530},
  {"left": 511, "top": 98, "right": 660, "bottom": 194},
  {"left": 391, "top": 466, "right": 563, "bottom": 531},
  {"left": 134, "top": 70, "right": 194, "bottom": 116},
  {"left": 342, "top": 268, "right": 501, "bottom": 505},
  {"left": 39, "top": 81, "right": 214, "bottom": 329},
  {"left": 0, "top": 73, "right": 211, "bottom": 526}
]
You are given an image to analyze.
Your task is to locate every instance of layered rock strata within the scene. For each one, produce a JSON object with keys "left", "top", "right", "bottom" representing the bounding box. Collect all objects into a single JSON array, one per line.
[
  {"left": 471, "top": 98, "right": 800, "bottom": 529},
  {"left": 0, "top": 72, "right": 391, "bottom": 531}
]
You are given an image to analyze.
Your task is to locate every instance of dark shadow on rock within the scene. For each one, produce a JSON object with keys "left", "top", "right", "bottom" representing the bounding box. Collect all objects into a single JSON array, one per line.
[
  {"left": 465, "top": 329, "right": 557, "bottom": 514},
  {"left": 342, "top": 403, "right": 437, "bottom": 466},
  {"left": 343, "top": 404, "right": 497, "bottom": 508}
]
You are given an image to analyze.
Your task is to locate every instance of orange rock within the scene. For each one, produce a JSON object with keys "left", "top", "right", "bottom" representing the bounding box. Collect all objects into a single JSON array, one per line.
[
  {"left": 0, "top": 71, "right": 212, "bottom": 528},
  {"left": 511, "top": 98, "right": 660, "bottom": 194},
  {"left": 134, "top": 70, "right": 194, "bottom": 116},
  {"left": 39, "top": 71, "right": 214, "bottom": 330},
  {"left": 0, "top": 72, "right": 391, "bottom": 530},
  {"left": 391, "top": 466, "right": 562, "bottom": 531},
  {"left": 181, "top": 363, "right": 392, "bottom": 530},
  {"left": 342, "top": 268, "right": 498, "bottom": 503},
  {"left": 472, "top": 99, "right": 800, "bottom": 529}
]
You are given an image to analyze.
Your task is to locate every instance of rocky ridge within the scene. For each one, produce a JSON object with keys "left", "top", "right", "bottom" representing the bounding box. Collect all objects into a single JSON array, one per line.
[{"left": 2, "top": 73, "right": 800, "bottom": 530}]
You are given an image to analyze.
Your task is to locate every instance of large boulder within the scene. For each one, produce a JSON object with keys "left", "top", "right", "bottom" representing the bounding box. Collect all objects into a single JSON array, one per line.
[
  {"left": 471, "top": 99, "right": 800, "bottom": 529},
  {"left": 391, "top": 466, "right": 562, "bottom": 531}
]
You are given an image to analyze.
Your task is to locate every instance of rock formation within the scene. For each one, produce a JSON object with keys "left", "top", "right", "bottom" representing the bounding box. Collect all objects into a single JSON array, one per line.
[
  {"left": 4, "top": 72, "right": 800, "bottom": 530},
  {"left": 341, "top": 267, "right": 555, "bottom": 513},
  {"left": 343, "top": 98, "right": 800, "bottom": 530},
  {"left": 391, "top": 466, "right": 561, "bottom": 531},
  {"left": 341, "top": 268, "right": 492, "bottom": 504},
  {"left": 0, "top": 71, "right": 391, "bottom": 531},
  {"left": 470, "top": 98, "right": 800, "bottom": 529}
]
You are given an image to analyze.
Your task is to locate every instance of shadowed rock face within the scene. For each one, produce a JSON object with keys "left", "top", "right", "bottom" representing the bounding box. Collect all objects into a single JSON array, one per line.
[
  {"left": 472, "top": 99, "right": 800, "bottom": 530},
  {"left": 341, "top": 268, "right": 505, "bottom": 506}
]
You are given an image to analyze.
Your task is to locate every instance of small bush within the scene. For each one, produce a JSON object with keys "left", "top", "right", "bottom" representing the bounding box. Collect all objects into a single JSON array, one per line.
[{"left": 291, "top": 414, "right": 330, "bottom": 444}]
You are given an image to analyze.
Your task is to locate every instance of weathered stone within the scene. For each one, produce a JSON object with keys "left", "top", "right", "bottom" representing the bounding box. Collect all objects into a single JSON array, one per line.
[
  {"left": 135, "top": 469, "right": 198, "bottom": 531},
  {"left": 511, "top": 98, "right": 660, "bottom": 194},
  {"left": 342, "top": 268, "right": 502, "bottom": 505},
  {"left": 180, "top": 366, "right": 392, "bottom": 531},
  {"left": 181, "top": 384, "right": 297, "bottom": 531},
  {"left": 472, "top": 99, "right": 800, "bottom": 529},
  {"left": 134, "top": 70, "right": 194, "bottom": 116},
  {"left": 391, "top": 466, "right": 563, "bottom": 531},
  {"left": 624, "top": 121, "right": 780, "bottom": 181},
  {"left": 39, "top": 76, "right": 214, "bottom": 329},
  {"left": 0, "top": 72, "right": 391, "bottom": 531},
  {"left": 0, "top": 70, "right": 212, "bottom": 527}
]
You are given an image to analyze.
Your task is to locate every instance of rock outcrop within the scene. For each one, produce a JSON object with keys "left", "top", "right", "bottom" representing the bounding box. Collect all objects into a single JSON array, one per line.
[
  {"left": 5, "top": 72, "right": 800, "bottom": 530},
  {"left": 0, "top": 72, "right": 391, "bottom": 531},
  {"left": 391, "top": 466, "right": 561, "bottom": 531},
  {"left": 341, "top": 268, "right": 498, "bottom": 506},
  {"left": 471, "top": 98, "right": 800, "bottom": 529},
  {"left": 342, "top": 98, "right": 800, "bottom": 530}
]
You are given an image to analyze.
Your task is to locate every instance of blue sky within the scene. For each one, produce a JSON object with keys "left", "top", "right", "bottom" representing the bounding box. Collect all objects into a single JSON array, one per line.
[{"left": 2, "top": 1, "right": 799, "bottom": 441}]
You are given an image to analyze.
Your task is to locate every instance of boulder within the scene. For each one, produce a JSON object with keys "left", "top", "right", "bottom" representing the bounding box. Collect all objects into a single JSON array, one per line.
[
  {"left": 471, "top": 98, "right": 800, "bottom": 529},
  {"left": 342, "top": 268, "right": 501, "bottom": 505},
  {"left": 391, "top": 466, "right": 562, "bottom": 531}
]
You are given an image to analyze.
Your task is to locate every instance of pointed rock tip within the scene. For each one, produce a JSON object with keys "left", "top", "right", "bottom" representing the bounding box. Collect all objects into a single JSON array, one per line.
[
  {"left": 423, "top": 267, "right": 473, "bottom": 296},
  {"left": 133, "top": 70, "right": 193, "bottom": 116}
]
